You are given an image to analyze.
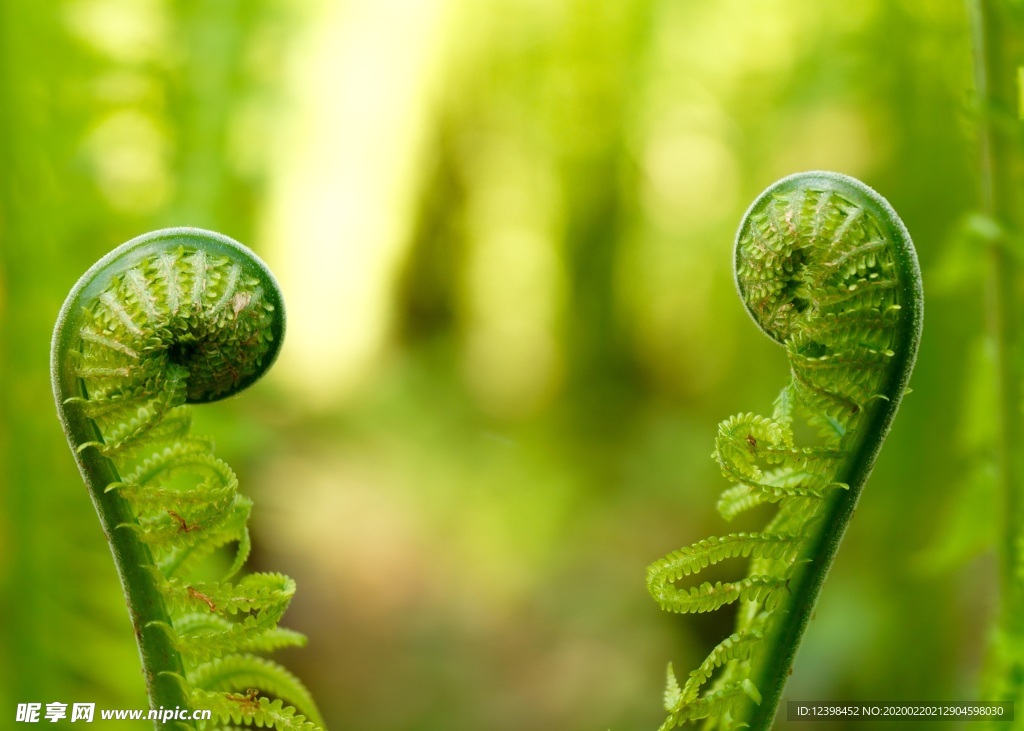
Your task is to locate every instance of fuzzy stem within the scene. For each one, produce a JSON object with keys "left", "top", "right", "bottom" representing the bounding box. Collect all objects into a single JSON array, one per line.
[
  {"left": 744, "top": 371, "right": 916, "bottom": 729},
  {"left": 59, "top": 413, "right": 193, "bottom": 729}
]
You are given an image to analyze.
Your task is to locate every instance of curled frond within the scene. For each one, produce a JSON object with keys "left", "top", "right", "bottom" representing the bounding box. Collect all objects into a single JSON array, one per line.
[
  {"left": 658, "top": 682, "right": 757, "bottom": 731},
  {"left": 175, "top": 615, "right": 307, "bottom": 656},
  {"left": 715, "top": 474, "right": 827, "bottom": 521},
  {"left": 192, "top": 689, "right": 321, "bottom": 731},
  {"left": 650, "top": 574, "right": 788, "bottom": 615},
  {"left": 190, "top": 655, "right": 323, "bottom": 727},
  {"left": 647, "top": 532, "right": 800, "bottom": 583},
  {"left": 162, "top": 573, "right": 297, "bottom": 617},
  {"left": 680, "top": 626, "right": 765, "bottom": 704}
]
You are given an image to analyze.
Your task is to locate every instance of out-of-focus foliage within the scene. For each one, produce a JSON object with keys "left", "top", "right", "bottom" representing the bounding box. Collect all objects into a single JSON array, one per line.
[{"left": 0, "top": 0, "right": 991, "bottom": 729}]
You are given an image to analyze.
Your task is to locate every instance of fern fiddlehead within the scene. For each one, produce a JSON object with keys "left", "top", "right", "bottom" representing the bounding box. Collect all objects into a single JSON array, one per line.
[
  {"left": 51, "top": 228, "right": 324, "bottom": 730},
  {"left": 648, "top": 172, "right": 923, "bottom": 730}
]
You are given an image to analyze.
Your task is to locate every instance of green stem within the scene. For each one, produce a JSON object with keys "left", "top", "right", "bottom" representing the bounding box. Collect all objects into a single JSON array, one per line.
[
  {"left": 971, "top": 0, "right": 1024, "bottom": 698},
  {"left": 54, "top": 414, "right": 193, "bottom": 726}
]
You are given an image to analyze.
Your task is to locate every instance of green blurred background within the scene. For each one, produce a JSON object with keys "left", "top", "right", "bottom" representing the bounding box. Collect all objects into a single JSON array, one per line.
[{"left": 0, "top": 0, "right": 999, "bottom": 728}]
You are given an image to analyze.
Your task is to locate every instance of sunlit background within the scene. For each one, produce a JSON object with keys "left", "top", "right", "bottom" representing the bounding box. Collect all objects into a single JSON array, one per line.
[{"left": 0, "top": 0, "right": 996, "bottom": 728}]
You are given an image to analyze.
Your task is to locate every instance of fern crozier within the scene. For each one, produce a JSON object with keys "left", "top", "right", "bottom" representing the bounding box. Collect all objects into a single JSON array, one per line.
[
  {"left": 648, "top": 171, "right": 923, "bottom": 730},
  {"left": 51, "top": 228, "right": 323, "bottom": 730}
]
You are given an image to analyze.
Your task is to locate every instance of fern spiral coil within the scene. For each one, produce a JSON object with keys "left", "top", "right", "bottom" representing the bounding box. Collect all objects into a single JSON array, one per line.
[
  {"left": 52, "top": 228, "right": 324, "bottom": 730},
  {"left": 647, "top": 172, "right": 923, "bottom": 730}
]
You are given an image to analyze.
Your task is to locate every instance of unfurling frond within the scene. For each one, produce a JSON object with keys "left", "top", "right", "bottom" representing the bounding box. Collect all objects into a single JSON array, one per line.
[
  {"left": 648, "top": 172, "right": 922, "bottom": 729},
  {"left": 52, "top": 229, "right": 323, "bottom": 730},
  {"left": 190, "top": 655, "right": 324, "bottom": 727},
  {"left": 192, "top": 689, "right": 322, "bottom": 731}
]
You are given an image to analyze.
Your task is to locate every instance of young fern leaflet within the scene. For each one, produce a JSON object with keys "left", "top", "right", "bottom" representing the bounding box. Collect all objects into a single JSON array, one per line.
[
  {"left": 648, "top": 172, "right": 923, "bottom": 730},
  {"left": 51, "top": 228, "right": 325, "bottom": 730}
]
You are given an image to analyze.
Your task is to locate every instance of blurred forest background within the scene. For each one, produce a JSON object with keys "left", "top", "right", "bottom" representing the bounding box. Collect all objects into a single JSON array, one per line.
[{"left": 0, "top": 0, "right": 999, "bottom": 729}]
